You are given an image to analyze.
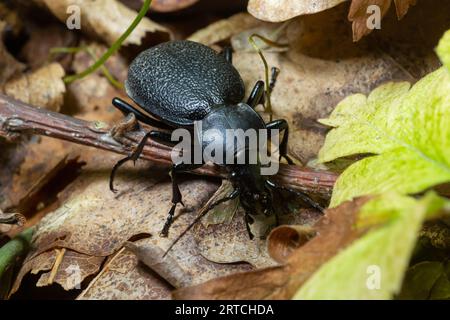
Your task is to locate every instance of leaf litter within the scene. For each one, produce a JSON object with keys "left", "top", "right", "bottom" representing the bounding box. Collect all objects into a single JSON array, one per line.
[{"left": 0, "top": 0, "right": 449, "bottom": 300}]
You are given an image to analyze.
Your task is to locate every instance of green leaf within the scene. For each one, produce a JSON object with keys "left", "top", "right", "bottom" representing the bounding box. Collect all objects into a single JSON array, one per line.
[
  {"left": 437, "top": 30, "right": 450, "bottom": 72},
  {"left": 398, "top": 261, "right": 444, "bottom": 299},
  {"left": 293, "top": 192, "right": 449, "bottom": 300},
  {"left": 397, "top": 261, "right": 448, "bottom": 300},
  {"left": 318, "top": 67, "right": 450, "bottom": 207}
]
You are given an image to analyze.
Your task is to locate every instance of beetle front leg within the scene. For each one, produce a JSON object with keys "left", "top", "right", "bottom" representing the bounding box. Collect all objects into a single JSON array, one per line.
[
  {"left": 112, "top": 97, "right": 173, "bottom": 130},
  {"left": 160, "top": 162, "right": 204, "bottom": 237},
  {"left": 265, "top": 119, "right": 294, "bottom": 164},
  {"left": 247, "top": 80, "right": 265, "bottom": 108}
]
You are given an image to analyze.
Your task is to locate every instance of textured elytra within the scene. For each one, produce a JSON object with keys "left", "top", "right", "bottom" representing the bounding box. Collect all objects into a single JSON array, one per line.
[{"left": 126, "top": 40, "right": 245, "bottom": 126}]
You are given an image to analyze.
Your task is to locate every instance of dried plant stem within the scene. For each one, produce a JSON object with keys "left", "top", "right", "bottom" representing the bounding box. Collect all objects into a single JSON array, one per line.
[{"left": 0, "top": 94, "right": 337, "bottom": 198}]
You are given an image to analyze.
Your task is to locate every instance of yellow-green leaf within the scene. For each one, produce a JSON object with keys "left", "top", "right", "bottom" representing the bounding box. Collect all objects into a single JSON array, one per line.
[
  {"left": 294, "top": 192, "right": 449, "bottom": 300},
  {"left": 318, "top": 67, "right": 450, "bottom": 207}
]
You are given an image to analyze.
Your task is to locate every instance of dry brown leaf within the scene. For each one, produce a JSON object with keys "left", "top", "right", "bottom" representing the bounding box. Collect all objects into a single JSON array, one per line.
[
  {"left": 173, "top": 197, "right": 369, "bottom": 299},
  {"left": 1, "top": 63, "right": 66, "bottom": 112},
  {"left": 151, "top": 0, "right": 199, "bottom": 12},
  {"left": 77, "top": 246, "right": 172, "bottom": 300},
  {"left": 125, "top": 242, "right": 193, "bottom": 287},
  {"left": 232, "top": 9, "right": 412, "bottom": 161},
  {"left": 10, "top": 248, "right": 104, "bottom": 295},
  {"left": 267, "top": 225, "right": 316, "bottom": 264},
  {"left": 394, "top": 0, "right": 417, "bottom": 19},
  {"left": 348, "top": 0, "right": 390, "bottom": 41},
  {"left": 231, "top": 1, "right": 450, "bottom": 161},
  {"left": 247, "top": 0, "right": 348, "bottom": 23},
  {"left": 39, "top": 0, "right": 171, "bottom": 46},
  {"left": 193, "top": 206, "right": 321, "bottom": 268},
  {"left": 188, "top": 13, "right": 263, "bottom": 45},
  {"left": 36, "top": 249, "right": 104, "bottom": 290},
  {"left": 248, "top": 0, "right": 417, "bottom": 41},
  {"left": 13, "top": 152, "right": 253, "bottom": 292}
]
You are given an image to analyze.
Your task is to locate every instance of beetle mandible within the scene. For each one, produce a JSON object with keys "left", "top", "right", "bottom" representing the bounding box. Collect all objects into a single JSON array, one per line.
[{"left": 109, "top": 40, "right": 323, "bottom": 239}]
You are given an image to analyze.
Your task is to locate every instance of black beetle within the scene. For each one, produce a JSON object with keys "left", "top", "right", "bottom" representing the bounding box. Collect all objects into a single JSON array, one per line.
[{"left": 110, "top": 40, "right": 322, "bottom": 239}]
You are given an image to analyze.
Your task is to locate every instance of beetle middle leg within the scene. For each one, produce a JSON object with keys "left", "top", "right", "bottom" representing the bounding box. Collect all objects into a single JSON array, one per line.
[
  {"left": 160, "top": 162, "right": 204, "bottom": 237},
  {"left": 265, "top": 119, "right": 294, "bottom": 164}
]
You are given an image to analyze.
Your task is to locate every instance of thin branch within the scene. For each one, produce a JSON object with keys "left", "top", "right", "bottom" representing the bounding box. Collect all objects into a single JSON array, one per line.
[{"left": 0, "top": 94, "right": 337, "bottom": 199}]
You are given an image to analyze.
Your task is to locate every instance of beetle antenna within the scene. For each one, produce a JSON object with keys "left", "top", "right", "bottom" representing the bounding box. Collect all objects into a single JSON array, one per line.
[
  {"left": 162, "top": 208, "right": 209, "bottom": 258},
  {"left": 163, "top": 189, "right": 240, "bottom": 258}
]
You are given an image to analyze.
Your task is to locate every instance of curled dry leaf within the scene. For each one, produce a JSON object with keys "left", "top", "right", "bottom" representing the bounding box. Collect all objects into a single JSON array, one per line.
[
  {"left": 77, "top": 246, "right": 172, "bottom": 300},
  {"left": 1, "top": 63, "right": 66, "bottom": 112},
  {"left": 267, "top": 225, "right": 316, "bottom": 264},
  {"left": 173, "top": 197, "right": 369, "bottom": 299},
  {"left": 38, "top": 0, "right": 171, "bottom": 46}
]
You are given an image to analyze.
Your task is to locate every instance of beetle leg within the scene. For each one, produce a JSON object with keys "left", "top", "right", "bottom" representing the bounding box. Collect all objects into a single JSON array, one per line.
[
  {"left": 265, "top": 180, "right": 324, "bottom": 213},
  {"left": 109, "top": 130, "right": 156, "bottom": 192},
  {"left": 109, "top": 130, "right": 178, "bottom": 192},
  {"left": 265, "top": 119, "right": 294, "bottom": 164},
  {"left": 219, "top": 46, "right": 233, "bottom": 64},
  {"left": 269, "top": 67, "right": 280, "bottom": 92},
  {"left": 112, "top": 97, "right": 173, "bottom": 130},
  {"left": 160, "top": 162, "right": 204, "bottom": 237},
  {"left": 244, "top": 212, "right": 255, "bottom": 240},
  {"left": 247, "top": 80, "right": 265, "bottom": 108}
]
